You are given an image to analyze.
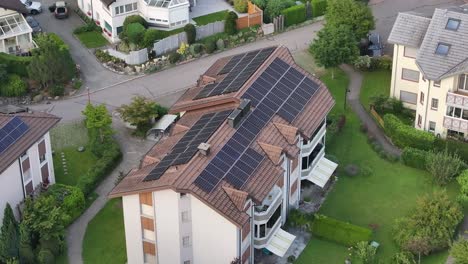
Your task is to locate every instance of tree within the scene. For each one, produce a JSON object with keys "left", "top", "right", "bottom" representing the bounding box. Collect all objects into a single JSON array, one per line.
[
  {"left": 450, "top": 238, "right": 468, "bottom": 264},
  {"left": 18, "top": 223, "right": 34, "bottom": 264},
  {"left": 224, "top": 11, "right": 238, "bottom": 35},
  {"left": 265, "top": 0, "right": 294, "bottom": 21},
  {"left": 393, "top": 190, "right": 463, "bottom": 256},
  {"left": 426, "top": 148, "right": 463, "bottom": 185},
  {"left": 354, "top": 241, "right": 377, "bottom": 264},
  {"left": 457, "top": 170, "right": 468, "bottom": 202},
  {"left": 82, "top": 103, "right": 114, "bottom": 152},
  {"left": 309, "top": 25, "right": 359, "bottom": 79},
  {"left": 0, "top": 204, "right": 19, "bottom": 263},
  {"left": 27, "top": 34, "right": 75, "bottom": 87},
  {"left": 392, "top": 251, "right": 416, "bottom": 264},
  {"left": 325, "top": 0, "right": 375, "bottom": 40},
  {"left": 117, "top": 96, "right": 167, "bottom": 135}
]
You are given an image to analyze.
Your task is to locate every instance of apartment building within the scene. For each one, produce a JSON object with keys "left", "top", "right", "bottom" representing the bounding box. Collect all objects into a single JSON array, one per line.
[
  {"left": 0, "top": 111, "right": 60, "bottom": 224},
  {"left": 77, "top": 0, "right": 190, "bottom": 42},
  {"left": 388, "top": 5, "right": 468, "bottom": 138},
  {"left": 0, "top": 0, "right": 36, "bottom": 54},
  {"left": 110, "top": 46, "right": 337, "bottom": 264}
]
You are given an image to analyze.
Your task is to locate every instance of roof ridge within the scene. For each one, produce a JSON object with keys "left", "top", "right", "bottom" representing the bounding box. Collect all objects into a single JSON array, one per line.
[{"left": 257, "top": 142, "right": 283, "bottom": 165}]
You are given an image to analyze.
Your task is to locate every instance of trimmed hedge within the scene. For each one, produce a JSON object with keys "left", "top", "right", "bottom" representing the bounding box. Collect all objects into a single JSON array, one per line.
[
  {"left": 77, "top": 140, "right": 122, "bottom": 196},
  {"left": 281, "top": 4, "right": 306, "bottom": 27},
  {"left": 184, "top": 23, "right": 197, "bottom": 44},
  {"left": 311, "top": 0, "right": 327, "bottom": 18},
  {"left": 401, "top": 147, "right": 428, "bottom": 170},
  {"left": 383, "top": 114, "right": 435, "bottom": 150},
  {"left": 434, "top": 138, "right": 468, "bottom": 163},
  {"left": 312, "top": 214, "right": 373, "bottom": 246},
  {"left": 0, "top": 52, "right": 31, "bottom": 77}
]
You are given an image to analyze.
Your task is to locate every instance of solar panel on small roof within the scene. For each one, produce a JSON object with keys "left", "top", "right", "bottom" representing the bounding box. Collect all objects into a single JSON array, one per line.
[{"left": 0, "top": 116, "right": 29, "bottom": 154}]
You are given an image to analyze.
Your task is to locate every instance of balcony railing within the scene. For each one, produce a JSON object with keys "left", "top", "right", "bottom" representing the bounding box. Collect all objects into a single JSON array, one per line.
[
  {"left": 253, "top": 216, "right": 282, "bottom": 248},
  {"left": 302, "top": 123, "right": 326, "bottom": 155},
  {"left": 443, "top": 116, "right": 468, "bottom": 133},
  {"left": 447, "top": 92, "right": 468, "bottom": 108},
  {"left": 301, "top": 148, "right": 325, "bottom": 178},
  {"left": 254, "top": 187, "right": 282, "bottom": 222}
]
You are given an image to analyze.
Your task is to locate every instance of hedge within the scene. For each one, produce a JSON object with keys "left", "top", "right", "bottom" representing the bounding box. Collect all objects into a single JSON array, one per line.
[
  {"left": 383, "top": 114, "right": 435, "bottom": 150},
  {"left": 401, "top": 147, "right": 428, "bottom": 170},
  {"left": 311, "top": 0, "right": 327, "bottom": 18},
  {"left": 0, "top": 52, "right": 31, "bottom": 77},
  {"left": 281, "top": 4, "right": 306, "bottom": 27},
  {"left": 311, "top": 214, "right": 373, "bottom": 246},
  {"left": 434, "top": 138, "right": 468, "bottom": 163},
  {"left": 47, "top": 184, "right": 85, "bottom": 226},
  {"left": 77, "top": 140, "right": 122, "bottom": 196}
]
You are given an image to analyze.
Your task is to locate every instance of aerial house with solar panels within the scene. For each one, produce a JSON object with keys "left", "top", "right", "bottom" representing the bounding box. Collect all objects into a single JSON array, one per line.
[
  {"left": 0, "top": 111, "right": 60, "bottom": 226},
  {"left": 110, "top": 46, "right": 337, "bottom": 264}
]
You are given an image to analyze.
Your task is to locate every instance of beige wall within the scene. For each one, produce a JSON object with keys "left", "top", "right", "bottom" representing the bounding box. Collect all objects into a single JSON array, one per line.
[
  {"left": 122, "top": 195, "right": 145, "bottom": 264},
  {"left": 390, "top": 44, "right": 420, "bottom": 110}
]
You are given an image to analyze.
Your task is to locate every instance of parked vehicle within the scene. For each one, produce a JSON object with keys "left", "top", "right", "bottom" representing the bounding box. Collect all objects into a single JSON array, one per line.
[
  {"left": 368, "top": 32, "right": 383, "bottom": 57},
  {"left": 53, "top": 1, "right": 69, "bottom": 19},
  {"left": 26, "top": 16, "right": 42, "bottom": 35},
  {"left": 20, "top": 0, "right": 42, "bottom": 15}
]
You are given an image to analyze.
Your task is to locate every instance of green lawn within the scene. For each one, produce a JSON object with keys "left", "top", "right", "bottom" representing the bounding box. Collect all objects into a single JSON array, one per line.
[
  {"left": 359, "top": 70, "right": 392, "bottom": 110},
  {"left": 53, "top": 146, "right": 98, "bottom": 186},
  {"left": 83, "top": 198, "right": 127, "bottom": 264},
  {"left": 193, "top": 10, "right": 229, "bottom": 26},
  {"left": 75, "top": 31, "right": 108, "bottom": 48}
]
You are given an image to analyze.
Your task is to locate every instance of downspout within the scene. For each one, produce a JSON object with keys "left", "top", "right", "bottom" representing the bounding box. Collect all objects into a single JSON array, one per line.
[
  {"left": 18, "top": 159, "right": 25, "bottom": 199},
  {"left": 392, "top": 45, "right": 400, "bottom": 98},
  {"left": 424, "top": 80, "right": 431, "bottom": 130},
  {"left": 250, "top": 203, "right": 254, "bottom": 264}
]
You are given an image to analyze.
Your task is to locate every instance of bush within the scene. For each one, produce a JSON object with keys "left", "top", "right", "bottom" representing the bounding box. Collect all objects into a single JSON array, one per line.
[
  {"left": 373, "top": 56, "right": 392, "bottom": 70},
  {"left": 354, "top": 241, "right": 377, "bottom": 264},
  {"left": 426, "top": 148, "right": 463, "bottom": 185},
  {"left": 287, "top": 209, "right": 314, "bottom": 228},
  {"left": 224, "top": 11, "right": 238, "bottom": 35},
  {"left": 205, "top": 39, "right": 217, "bottom": 53},
  {"left": 168, "top": 52, "right": 181, "bottom": 64},
  {"left": 234, "top": 0, "right": 248, "bottom": 13},
  {"left": 434, "top": 138, "right": 468, "bottom": 163},
  {"left": 39, "top": 237, "right": 61, "bottom": 256},
  {"left": 216, "top": 38, "right": 225, "bottom": 50},
  {"left": 125, "top": 23, "right": 145, "bottom": 46},
  {"left": 311, "top": 214, "right": 372, "bottom": 246},
  {"left": 0, "top": 74, "right": 27, "bottom": 97},
  {"left": 184, "top": 23, "right": 197, "bottom": 44},
  {"left": 49, "top": 84, "right": 64, "bottom": 97},
  {"left": 383, "top": 114, "right": 435, "bottom": 150},
  {"left": 392, "top": 251, "right": 416, "bottom": 264},
  {"left": 37, "top": 249, "right": 54, "bottom": 264},
  {"left": 189, "top": 43, "right": 203, "bottom": 56},
  {"left": 142, "top": 29, "right": 163, "bottom": 48},
  {"left": 73, "top": 22, "right": 101, "bottom": 34},
  {"left": 354, "top": 55, "right": 372, "bottom": 70},
  {"left": 123, "top": 15, "right": 147, "bottom": 29},
  {"left": 450, "top": 239, "right": 468, "bottom": 263},
  {"left": 401, "top": 147, "right": 428, "bottom": 169},
  {"left": 0, "top": 53, "right": 31, "bottom": 77},
  {"left": 47, "top": 184, "right": 85, "bottom": 225},
  {"left": 281, "top": 4, "right": 306, "bottom": 27},
  {"left": 311, "top": 0, "right": 327, "bottom": 17}
]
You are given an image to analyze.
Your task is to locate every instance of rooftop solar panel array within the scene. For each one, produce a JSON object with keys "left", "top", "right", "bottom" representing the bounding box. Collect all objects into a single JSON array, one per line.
[
  {"left": 193, "top": 47, "right": 275, "bottom": 100},
  {"left": 194, "top": 58, "right": 320, "bottom": 193},
  {"left": 0, "top": 116, "right": 29, "bottom": 154},
  {"left": 143, "top": 110, "right": 231, "bottom": 181}
]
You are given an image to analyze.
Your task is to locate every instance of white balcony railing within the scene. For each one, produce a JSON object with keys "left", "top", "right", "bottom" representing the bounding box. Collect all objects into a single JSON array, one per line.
[
  {"left": 301, "top": 148, "right": 325, "bottom": 179},
  {"left": 302, "top": 123, "right": 326, "bottom": 155},
  {"left": 447, "top": 92, "right": 468, "bottom": 108},
  {"left": 253, "top": 216, "right": 282, "bottom": 248},
  {"left": 254, "top": 186, "right": 282, "bottom": 222},
  {"left": 443, "top": 116, "right": 468, "bottom": 133}
]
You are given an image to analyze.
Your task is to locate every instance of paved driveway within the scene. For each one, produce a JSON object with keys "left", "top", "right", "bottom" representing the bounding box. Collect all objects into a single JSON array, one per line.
[{"left": 32, "top": 0, "right": 130, "bottom": 90}]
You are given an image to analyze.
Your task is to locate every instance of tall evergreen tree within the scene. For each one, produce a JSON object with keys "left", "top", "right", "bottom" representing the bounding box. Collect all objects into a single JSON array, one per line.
[{"left": 0, "top": 203, "right": 19, "bottom": 262}]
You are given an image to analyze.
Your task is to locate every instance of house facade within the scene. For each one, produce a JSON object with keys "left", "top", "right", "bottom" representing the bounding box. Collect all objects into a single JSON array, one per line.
[
  {"left": 388, "top": 6, "right": 468, "bottom": 138},
  {"left": 110, "top": 46, "right": 337, "bottom": 264},
  {"left": 0, "top": 112, "right": 60, "bottom": 224},
  {"left": 0, "top": 0, "right": 36, "bottom": 54},
  {"left": 77, "top": 0, "right": 190, "bottom": 42}
]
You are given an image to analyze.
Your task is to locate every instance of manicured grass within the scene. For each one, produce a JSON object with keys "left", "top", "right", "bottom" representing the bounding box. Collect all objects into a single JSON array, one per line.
[
  {"left": 53, "top": 146, "right": 98, "bottom": 186},
  {"left": 75, "top": 31, "right": 108, "bottom": 48},
  {"left": 295, "top": 239, "right": 350, "bottom": 264},
  {"left": 83, "top": 198, "right": 127, "bottom": 264},
  {"left": 193, "top": 10, "right": 229, "bottom": 26},
  {"left": 359, "top": 70, "right": 391, "bottom": 109}
]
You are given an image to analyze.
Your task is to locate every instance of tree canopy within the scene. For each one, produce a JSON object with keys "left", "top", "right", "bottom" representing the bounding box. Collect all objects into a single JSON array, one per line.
[
  {"left": 325, "top": 0, "right": 375, "bottom": 40},
  {"left": 0, "top": 203, "right": 19, "bottom": 263},
  {"left": 117, "top": 96, "right": 167, "bottom": 135},
  {"left": 82, "top": 103, "right": 114, "bottom": 156}
]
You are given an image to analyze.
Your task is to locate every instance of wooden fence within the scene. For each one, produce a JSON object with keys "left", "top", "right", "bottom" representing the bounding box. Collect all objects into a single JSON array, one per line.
[
  {"left": 236, "top": 1, "right": 263, "bottom": 30},
  {"left": 370, "top": 106, "right": 385, "bottom": 128}
]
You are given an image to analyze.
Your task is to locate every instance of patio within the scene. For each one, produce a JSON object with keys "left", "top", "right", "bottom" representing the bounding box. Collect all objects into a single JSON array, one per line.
[
  {"left": 299, "top": 179, "right": 335, "bottom": 214},
  {"left": 189, "top": 0, "right": 235, "bottom": 21}
]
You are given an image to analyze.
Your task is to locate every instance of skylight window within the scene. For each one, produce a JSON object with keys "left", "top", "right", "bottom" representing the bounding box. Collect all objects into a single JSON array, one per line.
[
  {"left": 435, "top": 43, "right": 450, "bottom": 55},
  {"left": 446, "top": 18, "right": 460, "bottom": 30}
]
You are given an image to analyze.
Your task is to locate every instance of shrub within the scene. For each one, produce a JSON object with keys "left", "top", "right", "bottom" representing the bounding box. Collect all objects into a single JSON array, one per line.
[
  {"left": 354, "top": 55, "right": 372, "bottom": 70},
  {"left": 216, "top": 39, "right": 225, "bottom": 50},
  {"left": 373, "top": 55, "right": 392, "bottom": 70},
  {"left": 39, "top": 237, "right": 61, "bottom": 256},
  {"left": 234, "top": 0, "right": 248, "bottom": 13},
  {"left": 265, "top": 0, "right": 294, "bottom": 20},
  {"left": 457, "top": 170, "right": 468, "bottom": 202},
  {"left": 311, "top": 0, "right": 327, "bottom": 17},
  {"left": 224, "top": 11, "right": 238, "bottom": 35},
  {"left": 434, "top": 138, "right": 468, "bottom": 163},
  {"left": 401, "top": 147, "right": 428, "bottom": 170},
  {"left": 0, "top": 75, "right": 27, "bottom": 97},
  {"left": 73, "top": 22, "right": 101, "bottom": 34},
  {"left": 184, "top": 23, "right": 197, "bottom": 44},
  {"left": 383, "top": 114, "right": 435, "bottom": 150},
  {"left": 169, "top": 52, "right": 181, "bottom": 64},
  {"left": 205, "top": 39, "right": 216, "bottom": 53},
  {"left": 0, "top": 53, "right": 31, "bottom": 77},
  {"left": 281, "top": 4, "right": 306, "bottom": 27},
  {"left": 287, "top": 209, "right": 313, "bottom": 229},
  {"left": 37, "top": 249, "right": 54, "bottom": 264},
  {"left": 126, "top": 23, "right": 145, "bottom": 46},
  {"left": 50, "top": 84, "right": 64, "bottom": 97},
  {"left": 354, "top": 241, "right": 377, "bottom": 264},
  {"left": 47, "top": 184, "right": 85, "bottom": 225},
  {"left": 18, "top": 224, "right": 34, "bottom": 264},
  {"left": 426, "top": 148, "right": 463, "bottom": 185},
  {"left": 143, "top": 29, "right": 163, "bottom": 48},
  {"left": 311, "top": 214, "right": 372, "bottom": 246},
  {"left": 123, "top": 15, "right": 147, "bottom": 29},
  {"left": 392, "top": 251, "right": 416, "bottom": 264},
  {"left": 0, "top": 204, "right": 19, "bottom": 263},
  {"left": 189, "top": 43, "right": 203, "bottom": 56},
  {"left": 450, "top": 238, "right": 468, "bottom": 263}
]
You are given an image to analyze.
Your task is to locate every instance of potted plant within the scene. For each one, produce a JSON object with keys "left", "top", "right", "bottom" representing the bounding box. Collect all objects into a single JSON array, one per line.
[{"left": 42, "top": 178, "right": 50, "bottom": 190}]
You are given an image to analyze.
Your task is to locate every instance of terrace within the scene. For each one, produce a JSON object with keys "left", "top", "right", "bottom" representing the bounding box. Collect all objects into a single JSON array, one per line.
[{"left": 0, "top": 13, "right": 35, "bottom": 54}]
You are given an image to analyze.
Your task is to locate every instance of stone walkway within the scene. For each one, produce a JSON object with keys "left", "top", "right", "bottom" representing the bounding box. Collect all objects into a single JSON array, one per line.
[
  {"left": 66, "top": 119, "right": 154, "bottom": 264},
  {"left": 446, "top": 217, "right": 468, "bottom": 264}
]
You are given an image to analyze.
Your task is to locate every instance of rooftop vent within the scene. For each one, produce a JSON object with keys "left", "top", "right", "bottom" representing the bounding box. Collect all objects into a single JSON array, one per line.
[
  {"left": 228, "top": 109, "right": 243, "bottom": 128},
  {"left": 198, "top": 143, "right": 211, "bottom": 156},
  {"left": 238, "top": 99, "right": 251, "bottom": 116}
]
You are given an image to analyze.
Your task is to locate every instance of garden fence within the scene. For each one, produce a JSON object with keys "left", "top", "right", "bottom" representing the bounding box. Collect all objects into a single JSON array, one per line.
[
  {"left": 107, "top": 48, "right": 149, "bottom": 65},
  {"left": 236, "top": 1, "right": 263, "bottom": 30},
  {"left": 196, "top": 21, "right": 225, "bottom": 40}
]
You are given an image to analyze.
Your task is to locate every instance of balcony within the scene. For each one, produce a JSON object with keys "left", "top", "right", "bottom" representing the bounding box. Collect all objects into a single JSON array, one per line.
[
  {"left": 253, "top": 216, "right": 282, "bottom": 248},
  {"left": 443, "top": 116, "right": 468, "bottom": 133},
  {"left": 254, "top": 185, "right": 282, "bottom": 222},
  {"left": 446, "top": 92, "right": 468, "bottom": 108},
  {"left": 301, "top": 145, "right": 325, "bottom": 178},
  {"left": 302, "top": 122, "right": 326, "bottom": 155}
]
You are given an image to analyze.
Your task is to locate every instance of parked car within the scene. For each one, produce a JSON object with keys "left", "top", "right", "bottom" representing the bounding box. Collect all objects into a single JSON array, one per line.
[
  {"left": 367, "top": 32, "right": 383, "bottom": 57},
  {"left": 20, "top": 0, "right": 42, "bottom": 15},
  {"left": 54, "top": 1, "right": 69, "bottom": 19},
  {"left": 26, "top": 16, "right": 42, "bottom": 35}
]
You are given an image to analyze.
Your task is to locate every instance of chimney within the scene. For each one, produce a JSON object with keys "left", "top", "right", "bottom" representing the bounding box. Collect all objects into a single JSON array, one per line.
[
  {"left": 227, "top": 109, "right": 243, "bottom": 128},
  {"left": 238, "top": 99, "right": 251, "bottom": 116},
  {"left": 198, "top": 143, "right": 211, "bottom": 156}
]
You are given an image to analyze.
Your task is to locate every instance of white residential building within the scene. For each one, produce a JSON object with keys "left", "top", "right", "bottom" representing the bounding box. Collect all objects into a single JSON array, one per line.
[
  {"left": 0, "top": 0, "right": 36, "bottom": 54},
  {"left": 0, "top": 111, "right": 60, "bottom": 224},
  {"left": 110, "top": 46, "right": 337, "bottom": 264},
  {"left": 388, "top": 5, "right": 468, "bottom": 138},
  {"left": 77, "top": 0, "right": 190, "bottom": 42}
]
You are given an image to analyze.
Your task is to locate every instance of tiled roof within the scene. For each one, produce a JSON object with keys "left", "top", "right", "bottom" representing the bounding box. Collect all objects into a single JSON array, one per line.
[
  {"left": 0, "top": 0, "right": 28, "bottom": 13},
  {"left": 388, "top": 12, "right": 431, "bottom": 48},
  {"left": 0, "top": 112, "right": 60, "bottom": 174},
  {"left": 109, "top": 46, "right": 334, "bottom": 227}
]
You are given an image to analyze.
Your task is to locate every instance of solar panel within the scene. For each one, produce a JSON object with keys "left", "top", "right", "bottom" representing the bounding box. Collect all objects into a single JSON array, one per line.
[
  {"left": 0, "top": 116, "right": 29, "bottom": 154},
  {"left": 193, "top": 47, "right": 275, "bottom": 100},
  {"left": 143, "top": 110, "right": 231, "bottom": 181}
]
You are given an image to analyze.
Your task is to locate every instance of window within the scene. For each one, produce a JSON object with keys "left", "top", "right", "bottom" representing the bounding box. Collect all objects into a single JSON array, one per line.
[
  {"left": 301, "top": 143, "right": 324, "bottom": 171},
  {"left": 402, "top": 68, "right": 420, "bottom": 82},
  {"left": 115, "top": 6, "right": 119, "bottom": 14},
  {"left": 119, "top": 6, "right": 124, "bottom": 13},
  {"left": 417, "top": 114, "right": 422, "bottom": 127},
  {"left": 431, "top": 98, "right": 438, "bottom": 110},
  {"left": 458, "top": 74, "right": 468, "bottom": 91},
  {"left": 446, "top": 18, "right": 460, "bottom": 31},
  {"left": 434, "top": 80, "right": 441, "bottom": 87},
  {"left": 105, "top": 21, "right": 112, "bottom": 32},
  {"left": 181, "top": 211, "right": 190, "bottom": 222},
  {"left": 446, "top": 106, "right": 468, "bottom": 120},
  {"left": 429, "top": 121, "right": 436, "bottom": 132},
  {"left": 38, "top": 140, "right": 46, "bottom": 163},
  {"left": 259, "top": 224, "right": 266, "bottom": 238},
  {"left": 435, "top": 43, "right": 450, "bottom": 55},
  {"left": 182, "top": 236, "right": 191, "bottom": 247},
  {"left": 141, "top": 204, "right": 153, "bottom": 216},
  {"left": 117, "top": 26, "right": 123, "bottom": 34},
  {"left": 400, "top": 91, "right": 417, "bottom": 104},
  {"left": 125, "top": 4, "right": 132, "bottom": 12},
  {"left": 404, "top": 46, "right": 417, "bottom": 58},
  {"left": 420, "top": 92, "right": 424, "bottom": 105},
  {"left": 184, "top": 261, "right": 191, "bottom": 264},
  {"left": 266, "top": 205, "right": 281, "bottom": 228}
]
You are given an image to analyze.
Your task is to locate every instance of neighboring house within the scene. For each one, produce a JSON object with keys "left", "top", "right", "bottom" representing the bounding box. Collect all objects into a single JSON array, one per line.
[
  {"left": 0, "top": 0, "right": 36, "bottom": 54},
  {"left": 110, "top": 46, "right": 337, "bottom": 264},
  {"left": 388, "top": 5, "right": 468, "bottom": 138},
  {"left": 77, "top": 0, "right": 190, "bottom": 42},
  {"left": 0, "top": 111, "right": 60, "bottom": 224}
]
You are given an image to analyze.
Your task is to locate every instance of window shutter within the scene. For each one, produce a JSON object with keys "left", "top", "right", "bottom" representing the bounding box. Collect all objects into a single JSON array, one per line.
[
  {"left": 22, "top": 157, "right": 30, "bottom": 172},
  {"left": 38, "top": 140, "right": 46, "bottom": 157},
  {"left": 41, "top": 163, "right": 49, "bottom": 182}
]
